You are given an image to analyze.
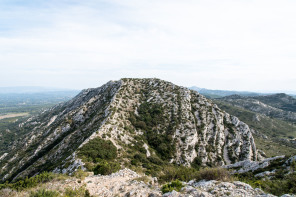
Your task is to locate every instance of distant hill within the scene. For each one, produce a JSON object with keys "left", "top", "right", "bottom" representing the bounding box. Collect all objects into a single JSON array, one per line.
[
  {"left": 189, "top": 86, "right": 263, "bottom": 98},
  {"left": 253, "top": 93, "right": 296, "bottom": 113},
  {"left": 217, "top": 93, "right": 296, "bottom": 123},
  {"left": 214, "top": 93, "right": 296, "bottom": 157}
]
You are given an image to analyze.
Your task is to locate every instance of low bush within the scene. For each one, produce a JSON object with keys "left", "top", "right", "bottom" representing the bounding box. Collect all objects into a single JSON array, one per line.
[
  {"left": 161, "top": 180, "right": 184, "bottom": 194},
  {"left": 29, "top": 189, "right": 59, "bottom": 197},
  {"left": 191, "top": 157, "right": 202, "bottom": 170},
  {"left": 73, "top": 169, "right": 88, "bottom": 180},
  {"left": 148, "top": 155, "right": 164, "bottom": 165},
  {"left": 196, "top": 167, "right": 232, "bottom": 182},
  {"left": 93, "top": 160, "right": 120, "bottom": 175},
  {"left": 159, "top": 166, "right": 198, "bottom": 183}
]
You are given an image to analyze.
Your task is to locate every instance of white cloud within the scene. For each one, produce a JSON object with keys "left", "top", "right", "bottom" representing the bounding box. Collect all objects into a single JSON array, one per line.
[{"left": 0, "top": 0, "right": 295, "bottom": 91}]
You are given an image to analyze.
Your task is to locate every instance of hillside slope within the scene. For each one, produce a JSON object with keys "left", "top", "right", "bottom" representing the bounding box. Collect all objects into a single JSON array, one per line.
[
  {"left": 214, "top": 97, "right": 296, "bottom": 157},
  {"left": 217, "top": 94, "right": 296, "bottom": 123},
  {"left": 0, "top": 78, "right": 258, "bottom": 182}
]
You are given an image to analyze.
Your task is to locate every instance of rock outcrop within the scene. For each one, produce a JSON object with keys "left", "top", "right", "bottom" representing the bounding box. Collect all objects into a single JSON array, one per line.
[
  {"left": 224, "top": 155, "right": 296, "bottom": 178},
  {"left": 165, "top": 180, "right": 277, "bottom": 197}
]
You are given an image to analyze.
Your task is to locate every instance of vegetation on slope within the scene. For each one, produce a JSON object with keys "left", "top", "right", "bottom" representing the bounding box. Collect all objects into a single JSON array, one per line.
[
  {"left": 129, "top": 102, "right": 176, "bottom": 160},
  {"left": 215, "top": 100, "right": 296, "bottom": 139},
  {"left": 77, "top": 138, "right": 117, "bottom": 162},
  {"left": 77, "top": 137, "right": 120, "bottom": 175},
  {"left": 254, "top": 93, "right": 296, "bottom": 113},
  {"left": 0, "top": 172, "right": 66, "bottom": 191},
  {"left": 236, "top": 169, "right": 296, "bottom": 196},
  {"left": 214, "top": 100, "right": 296, "bottom": 156}
]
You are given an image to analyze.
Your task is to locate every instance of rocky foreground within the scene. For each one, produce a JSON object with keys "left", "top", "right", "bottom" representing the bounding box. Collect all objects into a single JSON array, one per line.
[{"left": 2, "top": 168, "right": 294, "bottom": 197}]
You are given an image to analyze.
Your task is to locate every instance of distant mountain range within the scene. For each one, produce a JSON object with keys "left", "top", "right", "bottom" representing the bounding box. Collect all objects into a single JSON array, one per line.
[{"left": 189, "top": 86, "right": 296, "bottom": 99}]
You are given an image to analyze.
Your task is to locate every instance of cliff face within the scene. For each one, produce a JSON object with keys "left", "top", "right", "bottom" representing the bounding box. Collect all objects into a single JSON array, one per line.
[{"left": 0, "top": 78, "right": 257, "bottom": 182}]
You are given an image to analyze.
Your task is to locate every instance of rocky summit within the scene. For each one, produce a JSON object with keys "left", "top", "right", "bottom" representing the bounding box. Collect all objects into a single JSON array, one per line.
[{"left": 0, "top": 78, "right": 258, "bottom": 182}]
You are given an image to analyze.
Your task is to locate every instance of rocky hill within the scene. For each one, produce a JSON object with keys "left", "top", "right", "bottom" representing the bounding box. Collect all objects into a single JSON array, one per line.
[
  {"left": 0, "top": 78, "right": 258, "bottom": 182},
  {"left": 217, "top": 94, "right": 296, "bottom": 123},
  {"left": 214, "top": 94, "right": 296, "bottom": 157}
]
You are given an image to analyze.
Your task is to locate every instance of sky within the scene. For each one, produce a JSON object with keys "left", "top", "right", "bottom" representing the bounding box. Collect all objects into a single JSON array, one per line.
[{"left": 0, "top": 0, "right": 296, "bottom": 93}]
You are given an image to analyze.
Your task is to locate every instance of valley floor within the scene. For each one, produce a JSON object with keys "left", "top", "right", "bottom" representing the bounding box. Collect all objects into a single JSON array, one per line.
[{"left": 0, "top": 113, "right": 28, "bottom": 120}]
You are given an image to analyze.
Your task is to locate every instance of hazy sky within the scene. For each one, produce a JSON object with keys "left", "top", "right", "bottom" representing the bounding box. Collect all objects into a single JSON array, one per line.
[{"left": 0, "top": 0, "right": 296, "bottom": 92}]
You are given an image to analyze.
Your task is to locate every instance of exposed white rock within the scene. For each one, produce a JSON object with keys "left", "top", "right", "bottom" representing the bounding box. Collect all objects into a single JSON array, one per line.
[
  {"left": 46, "top": 115, "right": 57, "bottom": 127},
  {"left": 224, "top": 155, "right": 285, "bottom": 174},
  {"left": 163, "top": 179, "right": 278, "bottom": 197},
  {"left": 0, "top": 153, "right": 8, "bottom": 161}
]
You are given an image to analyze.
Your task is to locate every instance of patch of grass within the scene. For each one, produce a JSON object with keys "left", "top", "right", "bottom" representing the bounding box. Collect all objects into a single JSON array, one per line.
[
  {"left": 237, "top": 172, "right": 296, "bottom": 196},
  {"left": 133, "top": 176, "right": 150, "bottom": 184},
  {"left": 64, "top": 186, "right": 89, "bottom": 197},
  {"left": 196, "top": 167, "right": 232, "bottom": 182},
  {"left": 0, "top": 172, "right": 67, "bottom": 191},
  {"left": 159, "top": 166, "right": 198, "bottom": 183},
  {"left": 254, "top": 137, "right": 296, "bottom": 157},
  {"left": 73, "top": 169, "right": 88, "bottom": 180},
  {"left": 29, "top": 188, "right": 59, "bottom": 197}
]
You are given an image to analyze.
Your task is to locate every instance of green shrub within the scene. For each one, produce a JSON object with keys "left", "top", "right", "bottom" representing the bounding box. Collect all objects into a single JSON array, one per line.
[
  {"left": 161, "top": 180, "right": 184, "bottom": 193},
  {"left": 145, "top": 131, "right": 175, "bottom": 160},
  {"left": 148, "top": 155, "right": 164, "bottom": 165},
  {"left": 93, "top": 160, "right": 120, "bottom": 175},
  {"left": 159, "top": 166, "right": 198, "bottom": 183},
  {"left": 133, "top": 153, "right": 148, "bottom": 163},
  {"left": 77, "top": 137, "right": 117, "bottom": 162},
  {"left": 73, "top": 169, "right": 88, "bottom": 180},
  {"left": 29, "top": 189, "right": 59, "bottom": 197},
  {"left": 191, "top": 157, "right": 202, "bottom": 170},
  {"left": 84, "top": 162, "right": 95, "bottom": 171},
  {"left": 196, "top": 167, "right": 232, "bottom": 182}
]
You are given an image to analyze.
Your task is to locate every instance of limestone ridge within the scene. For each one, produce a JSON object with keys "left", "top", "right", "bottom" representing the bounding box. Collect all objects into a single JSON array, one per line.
[
  {"left": 0, "top": 80, "right": 121, "bottom": 182},
  {"left": 0, "top": 78, "right": 257, "bottom": 182}
]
